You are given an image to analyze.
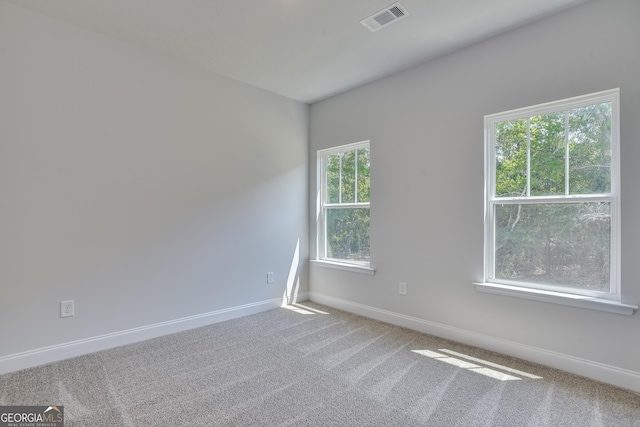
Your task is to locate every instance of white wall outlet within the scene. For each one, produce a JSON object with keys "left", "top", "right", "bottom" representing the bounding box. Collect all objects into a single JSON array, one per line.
[
  {"left": 267, "top": 272, "right": 275, "bottom": 284},
  {"left": 399, "top": 282, "right": 407, "bottom": 295},
  {"left": 61, "top": 300, "right": 74, "bottom": 317}
]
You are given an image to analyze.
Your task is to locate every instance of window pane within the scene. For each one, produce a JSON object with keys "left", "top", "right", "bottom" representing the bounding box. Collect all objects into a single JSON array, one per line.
[
  {"left": 326, "top": 208, "right": 370, "bottom": 262},
  {"left": 326, "top": 153, "right": 341, "bottom": 203},
  {"left": 495, "top": 119, "right": 527, "bottom": 197},
  {"left": 568, "top": 103, "right": 611, "bottom": 194},
  {"left": 357, "top": 148, "right": 370, "bottom": 203},
  {"left": 341, "top": 150, "right": 356, "bottom": 203},
  {"left": 494, "top": 202, "right": 610, "bottom": 292},
  {"left": 530, "top": 113, "right": 566, "bottom": 196}
]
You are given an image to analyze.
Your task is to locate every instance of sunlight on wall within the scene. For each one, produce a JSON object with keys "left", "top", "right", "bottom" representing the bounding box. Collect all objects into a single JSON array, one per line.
[
  {"left": 283, "top": 238, "right": 300, "bottom": 305},
  {"left": 413, "top": 349, "right": 542, "bottom": 381}
]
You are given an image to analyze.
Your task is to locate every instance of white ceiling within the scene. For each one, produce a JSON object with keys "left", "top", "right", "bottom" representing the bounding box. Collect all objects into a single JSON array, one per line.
[{"left": 7, "top": 0, "right": 590, "bottom": 104}]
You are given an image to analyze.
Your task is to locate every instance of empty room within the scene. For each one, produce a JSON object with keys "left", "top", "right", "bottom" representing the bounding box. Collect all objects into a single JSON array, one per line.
[{"left": 1, "top": 0, "right": 639, "bottom": 425}]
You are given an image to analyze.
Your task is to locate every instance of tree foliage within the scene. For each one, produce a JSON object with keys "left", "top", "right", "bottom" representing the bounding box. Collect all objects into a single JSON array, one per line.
[
  {"left": 325, "top": 148, "right": 370, "bottom": 262},
  {"left": 493, "top": 103, "right": 612, "bottom": 291}
]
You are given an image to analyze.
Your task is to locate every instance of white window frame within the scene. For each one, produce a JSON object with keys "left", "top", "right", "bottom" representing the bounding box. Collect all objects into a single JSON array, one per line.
[
  {"left": 476, "top": 89, "right": 636, "bottom": 315},
  {"left": 313, "top": 140, "right": 374, "bottom": 274}
]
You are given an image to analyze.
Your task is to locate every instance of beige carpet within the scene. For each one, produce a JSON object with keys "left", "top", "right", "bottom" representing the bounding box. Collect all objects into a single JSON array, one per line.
[{"left": 1, "top": 301, "right": 639, "bottom": 426}]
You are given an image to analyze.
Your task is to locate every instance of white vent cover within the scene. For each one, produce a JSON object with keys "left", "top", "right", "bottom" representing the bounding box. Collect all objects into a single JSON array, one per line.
[{"left": 360, "top": 3, "right": 409, "bottom": 32}]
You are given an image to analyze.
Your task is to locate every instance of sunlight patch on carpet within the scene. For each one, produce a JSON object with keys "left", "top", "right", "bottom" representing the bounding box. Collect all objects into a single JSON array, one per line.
[{"left": 411, "top": 349, "right": 541, "bottom": 381}]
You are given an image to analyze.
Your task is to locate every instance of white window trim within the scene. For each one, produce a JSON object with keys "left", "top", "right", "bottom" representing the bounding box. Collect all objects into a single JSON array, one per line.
[
  {"left": 316, "top": 140, "right": 374, "bottom": 273},
  {"left": 477, "top": 88, "right": 636, "bottom": 315},
  {"left": 310, "top": 259, "right": 375, "bottom": 275},
  {"left": 473, "top": 282, "right": 636, "bottom": 316}
]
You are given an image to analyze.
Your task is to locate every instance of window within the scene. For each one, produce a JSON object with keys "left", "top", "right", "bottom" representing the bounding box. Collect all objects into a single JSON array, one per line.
[
  {"left": 482, "top": 89, "right": 625, "bottom": 307},
  {"left": 317, "top": 141, "right": 371, "bottom": 268}
]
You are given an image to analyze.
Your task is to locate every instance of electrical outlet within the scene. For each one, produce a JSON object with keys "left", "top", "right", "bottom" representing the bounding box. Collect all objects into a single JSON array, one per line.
[
  {"left": 267, "top": 272, "right": 275, "bottom": 284},
  {"left": 61, "top": 300, "right": 74, "bottom": 318},
  {"left": 399, "top": 282, "right": 407, "bottom": 295}
]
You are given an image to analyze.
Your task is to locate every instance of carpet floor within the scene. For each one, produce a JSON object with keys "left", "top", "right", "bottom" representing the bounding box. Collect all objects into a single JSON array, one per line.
[{"left": 1, "top": 301, "right": 639, "bottom": 426}]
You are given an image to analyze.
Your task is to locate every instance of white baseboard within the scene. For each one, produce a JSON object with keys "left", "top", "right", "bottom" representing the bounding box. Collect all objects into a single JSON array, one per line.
[
  {"left": 287, "top": 291, "right": 310, "bottom": 305},
  {"left": 0, "top": 296, "right": 288, "bottom": 376},
  {"left": 309, "top": 292, "right": 640, "bottom": 393}
]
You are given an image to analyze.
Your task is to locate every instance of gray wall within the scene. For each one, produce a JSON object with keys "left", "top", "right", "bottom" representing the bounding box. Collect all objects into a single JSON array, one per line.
[
  {"left": 310, "top": 0, "right": 640, "bottom": 380},
  {"left": 0, "top": 2, "right": 308, "bottom": 358}
]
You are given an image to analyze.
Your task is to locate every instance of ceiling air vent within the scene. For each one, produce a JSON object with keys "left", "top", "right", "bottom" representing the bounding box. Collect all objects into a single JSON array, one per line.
[{"left": 360, "top": 3, "right": 409, "bottom": 32}]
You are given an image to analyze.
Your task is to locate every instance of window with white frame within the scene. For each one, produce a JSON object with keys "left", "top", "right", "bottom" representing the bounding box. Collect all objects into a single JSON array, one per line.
[
  {"left": 317, "top": 141, "right": 370, "bottom": 266},
  {"left": 483, "top": 89, "right": 620, "bottom": 301}
]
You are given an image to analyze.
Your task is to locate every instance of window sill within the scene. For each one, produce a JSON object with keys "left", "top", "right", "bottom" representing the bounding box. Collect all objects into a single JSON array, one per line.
[
  {"left": 473, "top": 282, "right": 637, "bottom": 316},
  {"left": 310, "top": 259, "right": 376, "bottom": 275}
]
